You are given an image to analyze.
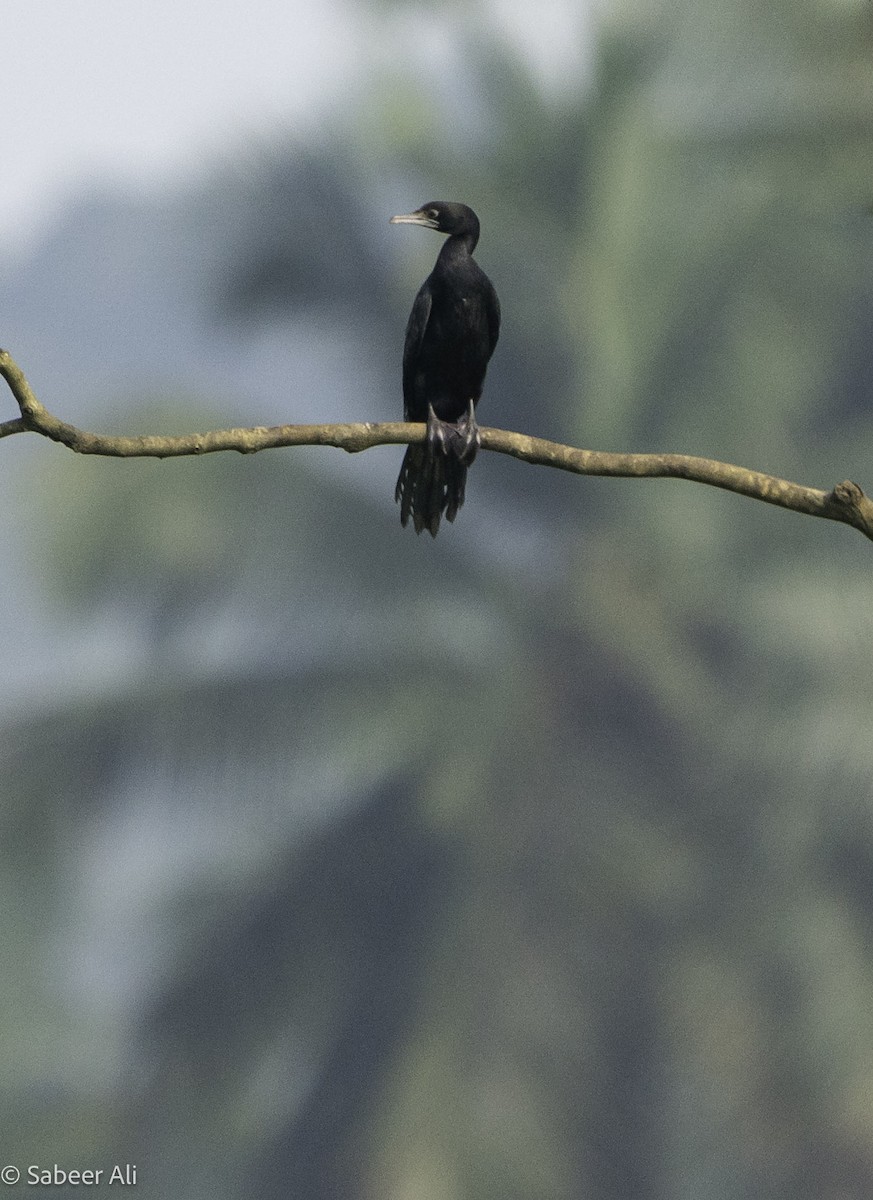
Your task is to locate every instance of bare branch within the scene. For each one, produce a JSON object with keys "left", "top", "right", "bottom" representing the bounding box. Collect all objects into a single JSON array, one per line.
[{"left": 3, "top": 347, "right": 872, "bottom": 542}]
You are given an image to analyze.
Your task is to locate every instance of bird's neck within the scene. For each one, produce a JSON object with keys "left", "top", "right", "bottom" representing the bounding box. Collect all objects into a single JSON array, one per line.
[{"left": 438, "top": 231, "right": 478, "bottom": 267}]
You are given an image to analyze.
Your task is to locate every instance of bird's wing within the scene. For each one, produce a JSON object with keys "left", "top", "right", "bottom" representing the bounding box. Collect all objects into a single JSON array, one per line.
[
  {"left": 401, "top": 286, "right": 432, "bottom": 420},
  {"left": 486, "top": 283, "right": 501, "bottom": 357}
]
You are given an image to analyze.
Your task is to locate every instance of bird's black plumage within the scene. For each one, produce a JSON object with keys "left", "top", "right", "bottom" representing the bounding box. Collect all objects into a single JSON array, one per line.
[{"left": 390, "top": 201, "right": 500, "bottom": 536}]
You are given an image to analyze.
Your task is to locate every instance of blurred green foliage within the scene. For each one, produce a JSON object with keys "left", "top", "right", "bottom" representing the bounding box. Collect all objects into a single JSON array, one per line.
[{"left": 4, "top": 1, "right": 873, "bottom": 1198}]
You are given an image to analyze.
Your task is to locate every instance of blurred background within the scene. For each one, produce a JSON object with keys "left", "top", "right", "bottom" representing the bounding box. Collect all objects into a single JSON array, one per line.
[{"left": 2, "top": 1, "right": 873, "bottom": 1196}]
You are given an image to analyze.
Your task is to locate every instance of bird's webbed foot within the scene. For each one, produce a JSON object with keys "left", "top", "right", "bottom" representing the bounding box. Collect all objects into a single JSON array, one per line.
[
  {"left": 454, "top": 397, "right": 480, "bottom": 465},
  {"left": 426, "top": 404, "right": 453, "bottom": 456},
  {"left": 425, "top": 401, "right": 479, "bottom": 464}
]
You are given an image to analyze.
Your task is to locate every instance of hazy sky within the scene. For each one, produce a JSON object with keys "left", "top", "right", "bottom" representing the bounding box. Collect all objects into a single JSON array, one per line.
[
  {"left": 1, "top": 1, "right": 366, "bottom": 249},
  {"left": 2, "top": 1, "right": 590, "bottom": 252}
]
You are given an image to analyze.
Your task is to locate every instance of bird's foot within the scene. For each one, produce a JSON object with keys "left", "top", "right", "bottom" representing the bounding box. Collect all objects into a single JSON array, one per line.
[
  {"left": 454, "top": 398, "right": 480, "bottom": 464},
  {"left": 426, "top": 404, "right": 452, "bottom": 456}
]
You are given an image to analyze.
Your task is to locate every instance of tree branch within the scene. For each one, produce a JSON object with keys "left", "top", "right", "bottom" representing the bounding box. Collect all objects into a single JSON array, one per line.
[{"left": 3, "top": 347, "right": 872, "bottom": 542}]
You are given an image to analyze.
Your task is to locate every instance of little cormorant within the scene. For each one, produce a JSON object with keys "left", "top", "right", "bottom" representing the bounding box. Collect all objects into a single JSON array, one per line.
[{"left": 390, "top": 201, "right": 500, "bottom": 536}]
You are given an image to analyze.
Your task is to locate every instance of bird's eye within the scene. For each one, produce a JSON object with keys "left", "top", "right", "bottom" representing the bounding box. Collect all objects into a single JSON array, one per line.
[{"left": 427, "top": 208, "right": 439, "bottom": 219}]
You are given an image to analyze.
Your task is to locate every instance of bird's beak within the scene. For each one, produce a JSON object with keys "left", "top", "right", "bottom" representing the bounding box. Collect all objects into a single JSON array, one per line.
[{"left": 390, "top": 210, "right": 438, "bottom": 229}]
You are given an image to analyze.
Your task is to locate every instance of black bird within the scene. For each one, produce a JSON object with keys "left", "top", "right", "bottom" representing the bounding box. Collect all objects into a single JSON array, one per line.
[{"left": 390, "top": 201, "right": 500, "bottom": 536}]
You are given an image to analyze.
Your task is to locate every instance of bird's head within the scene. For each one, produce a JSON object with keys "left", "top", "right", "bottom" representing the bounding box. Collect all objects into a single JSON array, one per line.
[{"left": 390, "top": 201, "right": 479, "bottom": 241}]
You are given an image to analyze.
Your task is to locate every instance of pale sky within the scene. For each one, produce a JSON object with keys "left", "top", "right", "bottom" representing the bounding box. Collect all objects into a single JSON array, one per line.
[
  {"left": 1, "top": 1, "right": 590, "bottom": 251},
  {"left": 1, "top": 1, "right": 368, "bottom": 249}
]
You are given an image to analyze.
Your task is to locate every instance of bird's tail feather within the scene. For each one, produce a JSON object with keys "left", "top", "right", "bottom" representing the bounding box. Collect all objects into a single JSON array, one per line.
[{"left": 395, "top": 445, "right": 468, "bottom": 537}]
